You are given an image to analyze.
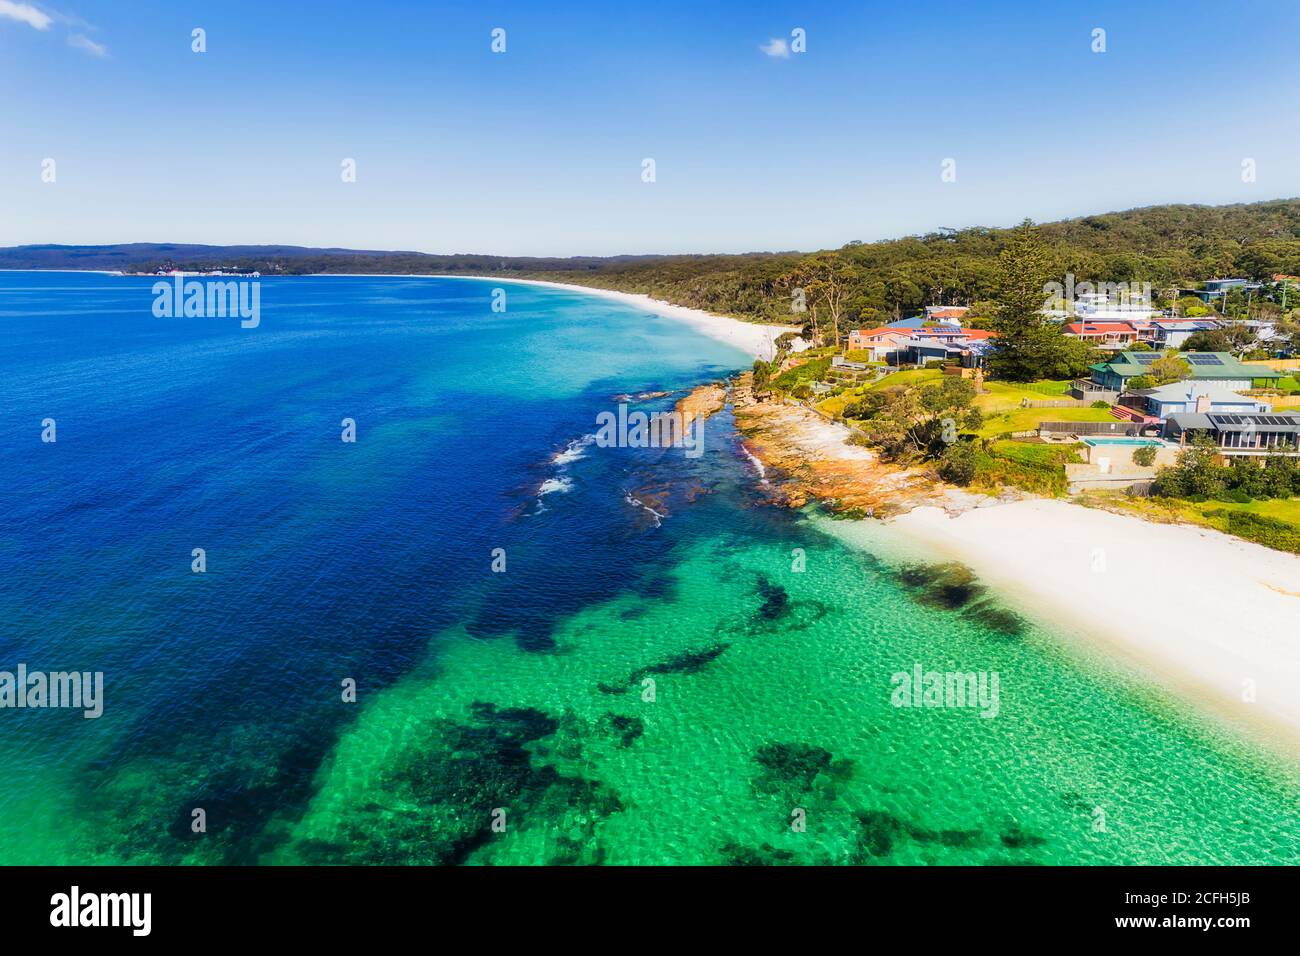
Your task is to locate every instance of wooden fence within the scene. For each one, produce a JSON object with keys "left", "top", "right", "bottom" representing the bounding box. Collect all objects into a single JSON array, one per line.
[
  {"left": 1038, "top": 420, "right": 1140, "bottom": 437},
  {"left": 1021, "top": 398, "right": 1092, "bottom": 408}
]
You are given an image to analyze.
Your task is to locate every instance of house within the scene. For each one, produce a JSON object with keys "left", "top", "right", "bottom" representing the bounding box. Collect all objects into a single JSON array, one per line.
[
  {"left": 1072, "top": 292, "right": 1159, "bottom": 322},
  {"left": 1151, "top": 318, "right": 1221, "bottom": 349},
  {"left": 1164, "top": 411, "right": 1300, "bottom": 457},
  {"left": 895, "top": 329, "right": 997, "bottom": 367},
  {"left": 1085, "top": 351, "right": 1281, "bottom": 392},
  {"left": 846, "top": 327, "right": 913, "bottom": 361},
  {"left": 1120, "top": 382, "right": 1267, "bottom": 421},
  {"left": 1180, "top": 279, "right": 1263, "bottom": 304},
  {"left": 959, "top": 338, "right": 997, "bottom": 370},
  {"left": 884, "top": 315, "right": 960, "bottom": 330},
  {"left": 1063, "top": 321, "right": 1139, "bottom": 350},
  {"left": 924, "top": 305, "right": 970, "bottom": 322}
]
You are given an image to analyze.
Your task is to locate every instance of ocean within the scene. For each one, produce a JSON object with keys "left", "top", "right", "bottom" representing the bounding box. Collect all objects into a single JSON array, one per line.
[{"left": 0, "top": 271, "right": 1296, "bottom": 864}]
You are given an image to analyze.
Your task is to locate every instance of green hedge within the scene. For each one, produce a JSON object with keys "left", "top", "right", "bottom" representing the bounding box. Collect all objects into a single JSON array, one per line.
[{"left": 1204, "top": 509, "right": 1300, "bottom": 553}]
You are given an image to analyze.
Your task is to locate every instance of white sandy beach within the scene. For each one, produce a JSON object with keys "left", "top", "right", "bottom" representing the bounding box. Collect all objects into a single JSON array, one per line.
[
  {"left": 874, "top": 499, "right": 1300, "bottom": 750},
  {"left": 431, "top": 275, "right": 797, "bottom": 361}
]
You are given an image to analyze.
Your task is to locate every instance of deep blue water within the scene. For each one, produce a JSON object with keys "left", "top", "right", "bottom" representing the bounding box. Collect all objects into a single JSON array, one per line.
[{"left": 0, "top": 271, "right": 768, "bottom": 861}]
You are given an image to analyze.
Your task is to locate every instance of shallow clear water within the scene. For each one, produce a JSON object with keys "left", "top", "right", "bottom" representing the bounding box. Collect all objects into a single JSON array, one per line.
[{"left": 1, "top": 272, "right": 1296, "bottom": 865}]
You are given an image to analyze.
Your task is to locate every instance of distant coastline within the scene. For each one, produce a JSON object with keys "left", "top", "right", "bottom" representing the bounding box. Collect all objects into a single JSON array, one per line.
[
  {"left": 420, "top": 274, "right": 798, "bottom": 362},
  {"left": 3, "top": 267, "right": 794, "bottom": 362},
  {"left": 299, "top": 272, "right": 796, "bottom": 361}
]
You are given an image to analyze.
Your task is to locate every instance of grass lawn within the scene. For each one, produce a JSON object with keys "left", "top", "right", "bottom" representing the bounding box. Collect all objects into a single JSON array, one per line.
[
  {"left": 970, "top": 440, "right": 1084, "bottom": 496},
  {"left": 975, "top": 405, "right": 1115, "bottom": 438},
  {"left": 863, "top": 368, "right": 943, "bottom": 391},
  {"left": 1080, "top": 492, "right": 1300, "bottom": 553},
  {"left": 815, "top": 393, "right": 851, "bottom": 417},
  {"left": 1194, "top": 496, "right": 1300, "bottom": 525},
  {"left": 974, "top": 380, "right": 1073, "bottom": 414},
  {"left": 772, "top": 356, "right": 831, "bottom": 391}
]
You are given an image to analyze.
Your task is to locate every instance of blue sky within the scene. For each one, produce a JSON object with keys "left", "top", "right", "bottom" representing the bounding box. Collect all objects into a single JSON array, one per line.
[{"left": 2, "top": 0, "right": 1299, "bottom": 255}]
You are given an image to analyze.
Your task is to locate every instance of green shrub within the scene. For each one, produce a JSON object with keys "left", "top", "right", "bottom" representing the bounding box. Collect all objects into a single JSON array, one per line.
[
  {"left": 937, "top": 440, "right": 978, "bottom": 485},
  {"left": 1216, "top": 489, "right": 1252, "bottom": 504},
  {"left": 1090, "top": 400, "right": 1111, "bottom": 409},
  {"left": 1132, "top": 445, "right": 1157, "bottom": 467},
  {"left": 1205, "top": 510, "right": 1300, "bottom": 553}
]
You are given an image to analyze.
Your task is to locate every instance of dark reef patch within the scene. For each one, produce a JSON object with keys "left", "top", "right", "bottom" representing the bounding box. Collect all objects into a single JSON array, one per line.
[
  {"left": 892, "top": 561, "right": 1022, "bottom": 637},
  {"left": 895, "top": 562, "right": 982, "bottom": 610},
  {"left": 79, "top": 715, "right": 345, "bottom": 865},
  {"left": 961, "top": 599, "right": 1025, "bottom": 637},
  {"left": 626, "top": 643, "right": 731, "bottom": 685},
  {"left": 291, "top": 700, "right": 622, "bottom": 865},
  {"left": 1000, "top": 825, "right": 1048, "bottom": 849},
  {"left": 720, "top": 841, "right": 798, "bottom": 866},
  {"left": 852, "top": 809, "right": 987, "bottom": 861},
  {"left": 754, "top": 574, "right": 791, "bottom": 620},
  {"left": 752, "top": 742, "right": 853, "bottom": 799},
  {"left": 600, "top": 713, "right": 645, "bottom": 748}
]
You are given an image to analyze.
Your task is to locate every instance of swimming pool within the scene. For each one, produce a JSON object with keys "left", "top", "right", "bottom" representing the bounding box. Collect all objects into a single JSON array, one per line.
[{"left": 1082, "top": 437, "right": 1167, "bottom": 447}]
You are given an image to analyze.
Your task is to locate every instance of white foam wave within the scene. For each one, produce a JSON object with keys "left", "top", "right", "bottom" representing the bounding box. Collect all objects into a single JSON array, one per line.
[{"left": 538, "top": 477, "right": 573, "bottom": 495}]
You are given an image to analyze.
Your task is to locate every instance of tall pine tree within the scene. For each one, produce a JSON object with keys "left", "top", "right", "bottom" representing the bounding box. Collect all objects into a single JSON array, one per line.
[{"left": 987, "top": 220, "right": 1096, "bottom": 381}]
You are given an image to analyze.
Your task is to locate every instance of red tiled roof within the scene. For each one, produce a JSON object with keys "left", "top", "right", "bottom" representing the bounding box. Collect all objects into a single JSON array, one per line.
[
  {"left": 850, "top": 327, "right": 911, "bottom": 339},
  {"left": 1065, "top": 322, "right": 1138, "bottom": 334}
]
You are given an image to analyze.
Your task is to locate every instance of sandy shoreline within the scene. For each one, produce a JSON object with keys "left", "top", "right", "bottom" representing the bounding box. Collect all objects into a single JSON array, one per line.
[
  {"left": 873, "top": 500, "right": 1300, "bottom": 752},
  {"left": 439, "top": 275, "right": 796, "bottom": 361},
  {"left": 730, "top": 381, "right": 1300, "bottom": 751},
  {"left": 308, "top": 273, "right": 796, "bottom": 361}
]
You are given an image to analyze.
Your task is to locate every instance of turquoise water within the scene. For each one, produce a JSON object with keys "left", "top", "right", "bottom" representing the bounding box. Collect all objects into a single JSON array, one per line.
[
  {"left": 1, "top": 272, "right": 1297, "bottom": 865},
  {"left": 1082, "top": 438, "right": 1167, "bottom": 447}
]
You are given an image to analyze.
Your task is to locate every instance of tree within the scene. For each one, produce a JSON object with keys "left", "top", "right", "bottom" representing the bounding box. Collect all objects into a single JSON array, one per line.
[
  {"left": 937, "top": 440, "right": 979, "bottom": 484},
  {"left": 985, "top": 221, "right": 1093, "bottom": 381},
  {"left": 1150, "top": 351, "right": 1191, "bottom": 385},
  {"left": 1152, "top": 437, "right": 1226, "bottom": 499},
  {"left": 1175, "top": 295, "right": 1210, "bottom": 316},
  {"left": 1220, "top": 321, "right": 1260, "bottom": 358},
  {"left": 790, "top": 253, "right": 857, "bottom": 350},
  {"left": 1180, "top": 329, "right": 1230, "bottom": 353},
  {"left": 866, "top": 376, "right": 983, "bottom": 461},
  {"left": 752, "top": 359, "right": 772, "bottom": 399}
]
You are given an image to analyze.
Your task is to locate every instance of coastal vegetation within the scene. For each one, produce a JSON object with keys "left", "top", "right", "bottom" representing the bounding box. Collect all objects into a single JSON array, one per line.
[
  {"left": 1088, "top": 438, "right": 1300, "bottom": 552},
  {"left": 10, "top": 199, "right": 1300, "bottom": 341}
]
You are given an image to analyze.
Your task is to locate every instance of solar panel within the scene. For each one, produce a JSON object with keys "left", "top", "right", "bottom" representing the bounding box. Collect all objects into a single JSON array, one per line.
[
  {"left": 1131, "top": 353, "right": 1158, "bottom": 364},
  {"left": 1186, "top": 354, "right": 1224, "bottom": 366}
]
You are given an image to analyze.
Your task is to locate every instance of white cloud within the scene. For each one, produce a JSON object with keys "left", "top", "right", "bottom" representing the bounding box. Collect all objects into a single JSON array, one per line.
[
  {"left": 759, "top": 38, "right": 790, "bottom": 59},
  {"left": 67, "top": 31, "right": 105, "bottom": 56},
  {"left": 0, "top": 0, "right": 53, "bottom": 29}
]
